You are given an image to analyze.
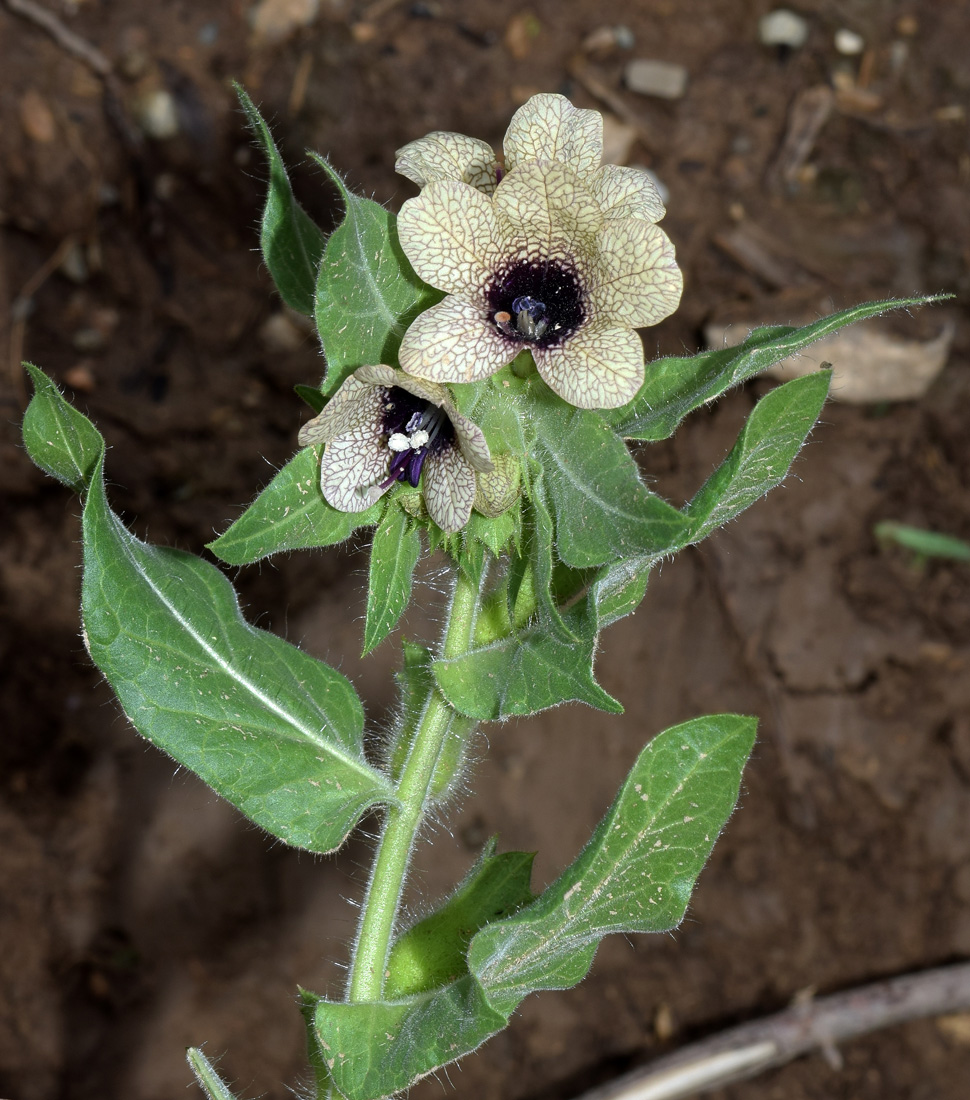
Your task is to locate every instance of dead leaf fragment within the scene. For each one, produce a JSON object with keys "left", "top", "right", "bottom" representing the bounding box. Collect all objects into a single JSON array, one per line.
[
  {"left": 938, "top": 1013, "right": 970, "bottom": 1045},
  {"left": 705, "top": 318, "right": 954, "bottom": 404},
  {"left": 20, "top": 90, "right": 56, "bottom": 144},
  {"left": 504, "top": 12, "right": 540, "bottom": 60},
  {"left": 250, "top": 0, "right": 319, "bottom": 47}
]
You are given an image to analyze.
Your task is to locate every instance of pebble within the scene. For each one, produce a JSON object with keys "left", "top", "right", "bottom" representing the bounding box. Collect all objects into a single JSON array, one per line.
[
  {"left": 834, "top": 27, "right": 865, "bottom": 55},
  {"left": 259, "top": 310, "right": 310, "bottom": 352},
  {"left": 582, "top": 24, "right": 634, "bottom": 58},
  {"left": 759, "top": 9, "right": 809, "bottom": 49},
  {"left": 137, "top": 89, "right": 179, "bottom": 140},
  {"left": 624, "top": 59, "right": 688, "bottom": 100}
]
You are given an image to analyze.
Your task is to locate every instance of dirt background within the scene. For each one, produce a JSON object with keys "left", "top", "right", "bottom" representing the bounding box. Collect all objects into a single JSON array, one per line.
[{"left": 2, "top": 1, "right": 969, "bottom": 1098}]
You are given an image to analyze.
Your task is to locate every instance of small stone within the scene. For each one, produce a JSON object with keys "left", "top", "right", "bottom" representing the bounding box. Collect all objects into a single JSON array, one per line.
[
  {"left": 581, "top": 24, "right": 634, "bottom": 58},
  {"left": 137, "top": 89, "right": 179, "bottom": 140},
  {"left": 259, "top": 310, "right": 310, "bottom": 352},
  {"left": 624, "top": 59, "right": 688, "bottom": 100},
  {"left": 72, "top": 328, "right": 107, "bottom": 353},
  {"left": 59, "top": 242, "right": 89, "bottom": 284},
  {"left": 759, "top": 9, "right": 809, "bottom": 49},
  {"left": 834, "top": 27, "right": 865, "bottom": 55}
]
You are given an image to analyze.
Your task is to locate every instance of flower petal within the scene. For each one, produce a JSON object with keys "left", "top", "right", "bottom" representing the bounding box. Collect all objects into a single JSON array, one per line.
[
  {"left": 397, "top": 181, "right": 502, "bottom": 294},
  {"left": 423, "top": 446, "right": 477, "bottom": 532},
  {"left": 395, "top": 131, "right": 500, "bottom": 194},
  {"left": 358, "top": 365, "right": 449, "bottom": 408},
  {"left": 319, "top": 426, "right": 390, "bottom": 513},
  {"left": 298, "top": 373, "right": 382, "bottom": 447},
  {"left": 399, "top": 295, "right": 515, "bottom": 383},
  {"left": 591, "top": 219, "right": 684, "bottom": 327},
  {"left": 593, "top": 164, "right": 666, "bottom": 224},
  {"left": 447, "top": 406, "right": 493, "bottom": 473},
  {"left": 493, "top": 161, "right": 602, "bottom": 257},
  {"left": 503, "top": 93, "right": 603, "bottom": 177},
  {"left": 534, "top": 323, "right": 644, "bottom": 409}
]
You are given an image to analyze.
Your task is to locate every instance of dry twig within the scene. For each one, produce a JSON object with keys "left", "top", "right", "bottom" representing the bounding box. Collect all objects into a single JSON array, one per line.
[{"left": 573, "top": 962, "right": 970, "bottom": 1100}]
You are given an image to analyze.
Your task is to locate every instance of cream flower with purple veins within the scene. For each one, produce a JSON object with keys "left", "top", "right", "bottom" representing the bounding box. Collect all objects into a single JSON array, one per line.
[
  {"left": 396, "top": 92, "right": 667, "bottom": 225},
  {"left": 297, "top": 365, "right": 493, "bottom": 534},
  {"left": 396, "top": 158, "right": 682, "bottom": 409}
]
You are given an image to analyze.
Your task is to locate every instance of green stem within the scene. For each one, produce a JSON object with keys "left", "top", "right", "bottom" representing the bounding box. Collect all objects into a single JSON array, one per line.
[{"left": 347, "top": 566, "right": 481, "bottom": 1002}]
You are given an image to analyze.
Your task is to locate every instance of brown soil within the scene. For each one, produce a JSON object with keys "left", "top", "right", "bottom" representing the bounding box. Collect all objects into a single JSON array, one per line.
[{"left": 2, "top": 2, "right": 969, "bottom": 1099}]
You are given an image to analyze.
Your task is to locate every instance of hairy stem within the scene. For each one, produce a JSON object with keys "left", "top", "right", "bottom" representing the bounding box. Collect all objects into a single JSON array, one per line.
[{"left": 347, "top": 566, "right": 482, "bottom": 1002}]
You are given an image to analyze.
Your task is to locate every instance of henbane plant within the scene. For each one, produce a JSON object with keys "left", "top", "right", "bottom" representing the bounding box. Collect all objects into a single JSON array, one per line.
[{"left": 20, "top": 89, "right": 941, "bottom": 1100}]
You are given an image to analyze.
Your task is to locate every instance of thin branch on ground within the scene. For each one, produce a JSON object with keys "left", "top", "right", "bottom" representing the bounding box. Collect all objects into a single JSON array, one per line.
[
  {"left": 572, "top": 962, "right": 970, "bottom": 1100},
  {"left": 3, "top": 0, "right": 111, "bottom": 75}
]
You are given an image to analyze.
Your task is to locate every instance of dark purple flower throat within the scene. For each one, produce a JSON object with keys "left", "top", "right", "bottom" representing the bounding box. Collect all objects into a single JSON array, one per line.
[{"left": 379, "top": 386, "right": 454, "bottom": 489}]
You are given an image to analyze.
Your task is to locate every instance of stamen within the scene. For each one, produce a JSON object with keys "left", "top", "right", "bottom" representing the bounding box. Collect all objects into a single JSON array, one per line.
[
  {"left": 387, "top": 432, "right": 411, "bottom": 452},
  {"left": 409, "top": 429, "right": 430, "bottom": 449},
  {"left": 494, "top": 310, "right": 515, "bottom": 338}
]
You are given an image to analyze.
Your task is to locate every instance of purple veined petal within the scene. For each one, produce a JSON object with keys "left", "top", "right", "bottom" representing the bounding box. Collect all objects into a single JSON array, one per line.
[
  {"left": 533, "top": 323, "right": 645, "bottom": 410},
  {"left": 319, "top": 428, "right": 391, "bottom": 512},
  {"left": 399, "top": 295, "right": 517, "bottom": 383},
  {"left": 594, "top": 164, "right": 667, "bottom": 225},
  {"left": 423, "top": 446, "right": 477, "bottom": 533},
  {"left": 503, "top": 93, "right": 603, "bottom": 178},
  {"left": 395, "top": 131, "right": 501, "bottom": 194},
  {"left": 397, "top": 181, "right": 503, "bottom": 294},
  {"left": 298, "top": 373, "right": 383, "bottom": 448},
  {"left": 590, "top": 219, "right": 684, "bottom": 328}
]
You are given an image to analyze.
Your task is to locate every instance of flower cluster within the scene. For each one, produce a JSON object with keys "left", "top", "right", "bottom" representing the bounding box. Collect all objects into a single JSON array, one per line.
[{"left": 303, "top": 94, "right": 682, "bottom": 532}]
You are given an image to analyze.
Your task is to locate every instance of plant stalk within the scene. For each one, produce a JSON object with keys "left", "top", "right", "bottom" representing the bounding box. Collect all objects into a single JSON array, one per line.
[{"left": 347, "top": 566, "right": 482, "bottom": 1002}]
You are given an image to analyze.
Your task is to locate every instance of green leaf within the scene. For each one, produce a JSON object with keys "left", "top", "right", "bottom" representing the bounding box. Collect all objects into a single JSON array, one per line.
[
  {"left": 471, "top": 713, "right": 757, "bottom": 997},
  {"left": 875, "top": 522, "right": 970, "bottom": 563},
  {"left": 21, "top": 364, "right": 104, "bottom": 492},
  {"left": 433, "top": 596, "right": 621, "bottom": 719},
  {"left": 684, "top": 370, "right": 831, "bottom": 542},
  {"left": 23, "top": 369, "right": 392, "bottom": 854},
  {"left": 310, "top": 155, "right": 440, "bottom": 398},
  {"left": 607, "top": 296, "right": 944, "bottom": 441},
  {"left": 305, "top": 978, "right": 507, "bottom": 1100},
  {"left": 187, "top": 1049, "right": 241, "bottom": 1100},
  {"left": 364, "top": 507, "right": 421, "bottom": 655},
  {"left": 307, "top": 715, "right": 755, "bottom": 1100},
  {"left": 236, "top": 84, "right": 327, "bottom": 316},
  {"left": 208, "top": 448, "right": 384, "bottom": 566},
  {"left": 385, "top": 841, "right": 535, "bottom": 998},
  {"left": 530, "top": 386, "right": 689, "bottom": 569}
]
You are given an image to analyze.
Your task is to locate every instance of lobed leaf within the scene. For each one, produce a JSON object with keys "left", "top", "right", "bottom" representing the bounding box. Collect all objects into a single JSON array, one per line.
[
  {"left": 684, "top": 369, "right": 831, "bottom": 542},
  {"left": 23, "top": 371, "right": 392, "bottom": 854},
  {"left": 208, "top": 448, "right": 384, "bottom": 566},
  {"left": 433, "top": 594, "right": 622, "bottom": 720},
  {"left": 307, "top": 715, "right": 755, "bottom": 1100},
  {"left": 311, "top": 155, "right": 441, "bottom": 398},
  {"left": 530, "top": 384, "right": 689, "bottom": 569},
  {"left": 236, "top": 84, "right": 327, "bottom": 315},
  {"left": 385, "top": 841, "right": 535, "bottom": 998},
  {"left": 606, "top": 295, "right": 943, "bottom": 441}
]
